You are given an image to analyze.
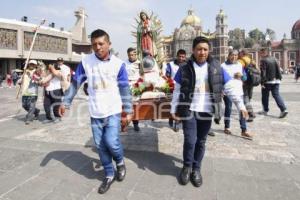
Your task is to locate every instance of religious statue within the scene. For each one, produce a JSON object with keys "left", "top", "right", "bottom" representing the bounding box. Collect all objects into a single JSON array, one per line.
[
  {"left": 133, "top": 10, "right": 165, "bottom": 66},
  {"left": 137, "top": 11, "right": 155, "bottom": 57}
]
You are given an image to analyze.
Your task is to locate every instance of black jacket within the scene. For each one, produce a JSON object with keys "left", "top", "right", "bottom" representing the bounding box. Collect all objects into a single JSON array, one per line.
[
  {"left": 260, "top": 56, "right": 282, "bottom": 84},
  {"left": 176, "top": 55, "right": 223, "bottom": 120}
]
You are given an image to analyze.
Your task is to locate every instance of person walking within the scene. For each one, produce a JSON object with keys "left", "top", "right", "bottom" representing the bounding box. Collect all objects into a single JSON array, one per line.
[
  {"left": 259, "top": 48, "right": 288, "bottom": 118},
  {"left": 171, "top": 37, "right": 248, "bottom": 188},
  {"left": 59, "top": 29, "right": 132, "bottom": 194}
]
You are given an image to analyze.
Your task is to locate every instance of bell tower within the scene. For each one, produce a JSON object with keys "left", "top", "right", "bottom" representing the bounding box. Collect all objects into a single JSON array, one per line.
[{"left": 215, "top": 9, "right": 229, "bottom": 63}]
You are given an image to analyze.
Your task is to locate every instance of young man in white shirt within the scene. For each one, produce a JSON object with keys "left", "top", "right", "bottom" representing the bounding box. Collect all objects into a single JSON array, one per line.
[
  {"left": 171, "top": 37, "right": 248, "bottom": 188},
  {"left": 165, "top": 49, "right": 186, "bottom": 131},
  {"left": 221, "top": 50, "right": 252, "bottom": 138},
  {"left": 125, "top": 47, "right": 141, "bottom": 131},
  {"left": 59, "top": 29, "right": 132, "bottom": 194}
]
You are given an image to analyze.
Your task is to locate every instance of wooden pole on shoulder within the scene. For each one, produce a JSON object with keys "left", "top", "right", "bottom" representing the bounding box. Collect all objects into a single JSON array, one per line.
[{"left": 16, "top": 19, "right": 46, "bottom": 99}]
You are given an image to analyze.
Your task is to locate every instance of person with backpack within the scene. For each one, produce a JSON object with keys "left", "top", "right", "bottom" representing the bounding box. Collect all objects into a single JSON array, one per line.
[
  {"left": 238, "top": 49, "right": 260, "bottom": 122},
  {"left": 221, "top": 50, "right": 253, "bottom": 138},
  {"left": 259, "top": 48, "right": 288, "bottom": 118}
]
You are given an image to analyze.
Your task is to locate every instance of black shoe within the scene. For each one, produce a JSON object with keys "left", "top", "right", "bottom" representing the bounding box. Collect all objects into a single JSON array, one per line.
[
  {"left": 190, "top": 170, "right": 203, "bottom": 187},
  {"left": 133, "top": 124, "right": 140, "bottom": 132},
  {"left": 247, "top": 118, "right": 254, "bottom": 122},
  {"left": 116, "top": 164, "right": 126, "bottom": 181},
  {"left": 98, "top": 177, "right": 115, "bottom": 194},
  {"left": 34, "top": 109, "right": 40, "bottom": 120},
  {"left": 179, "top": 166, "right": 191, "bottom": 185}
]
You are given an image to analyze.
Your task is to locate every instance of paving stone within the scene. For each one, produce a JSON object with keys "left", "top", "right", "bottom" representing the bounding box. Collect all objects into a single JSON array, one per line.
[
  {"left": 215, "top": 172, "right": 258, "bottom": 200},
  {"left": 246, "top": 160, "right": 292, "bottom": 181}
]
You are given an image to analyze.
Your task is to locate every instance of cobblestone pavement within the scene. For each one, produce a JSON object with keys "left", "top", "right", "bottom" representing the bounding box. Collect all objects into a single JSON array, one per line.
[{"left": 0, "top": 74, "right": 299, "bottom": 199}]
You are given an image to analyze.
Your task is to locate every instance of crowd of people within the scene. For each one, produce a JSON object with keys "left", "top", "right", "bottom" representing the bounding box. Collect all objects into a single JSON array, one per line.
[{"left": 4, "top": 28, "right": 290, "bottom": 194}]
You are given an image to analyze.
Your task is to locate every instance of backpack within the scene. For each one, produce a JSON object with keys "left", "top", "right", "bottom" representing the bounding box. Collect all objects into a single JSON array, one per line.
[{"left": 246, "top": 64, "right": 261, "bottom": 86}]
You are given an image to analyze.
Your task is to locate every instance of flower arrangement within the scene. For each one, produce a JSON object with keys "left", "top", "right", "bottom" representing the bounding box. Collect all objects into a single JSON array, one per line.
[
  {"left": 131, "top": 78, "right": 153, "bottom": 96},
  {"left": 159, "top": 76, "right": 174, "bottom": 94},
  {"left": 131, "top": 76, "right": 174, "bottom": 97}
]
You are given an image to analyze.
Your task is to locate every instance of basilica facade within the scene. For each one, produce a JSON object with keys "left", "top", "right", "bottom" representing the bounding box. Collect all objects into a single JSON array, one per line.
[
  {"left": 162, "top": 8, "right": 300, "bottom": 71},
  {"left": 162, "top": 9, "right": 229, "bottom": 63}
]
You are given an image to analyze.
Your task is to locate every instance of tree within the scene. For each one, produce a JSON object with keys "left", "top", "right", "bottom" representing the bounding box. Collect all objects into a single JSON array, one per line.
[
  {"left": 248, "top": 28, "right": 265, "bottom": 42},
  {"left": 244, "top": 37, "right": 255, "bottom": 48},
  {"left": 228, "top": 28, "right": 246, "bottom": 49}
]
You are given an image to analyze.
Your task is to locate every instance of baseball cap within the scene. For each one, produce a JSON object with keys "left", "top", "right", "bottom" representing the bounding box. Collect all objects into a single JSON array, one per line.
[{"left": 28, "top": 60, "right": 37, "bottom": 65}]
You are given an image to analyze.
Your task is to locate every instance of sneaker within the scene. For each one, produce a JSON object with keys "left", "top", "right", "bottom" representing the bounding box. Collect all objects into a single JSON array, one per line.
[{"left": 279, "top": 110, "right": 288, "bottom": 118}]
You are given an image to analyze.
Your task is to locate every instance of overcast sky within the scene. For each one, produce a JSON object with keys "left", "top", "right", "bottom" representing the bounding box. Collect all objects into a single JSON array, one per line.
[{"left": 1, "top": 0, "right": 300, "bottom": 59}]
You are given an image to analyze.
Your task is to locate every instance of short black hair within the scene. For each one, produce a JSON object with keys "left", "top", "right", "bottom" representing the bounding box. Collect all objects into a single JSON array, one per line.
[
  {"left": 192, "top": 36, "right": 210, "bottom": 49},
  {"left": 90, "top": 29, "right": 110, "bottom": 42},
  {"left": 176, "top": 49, "right": 186, "bottom": 56},
  {"left": 127, "top": 47, "right": 136, "bottom": 54}
]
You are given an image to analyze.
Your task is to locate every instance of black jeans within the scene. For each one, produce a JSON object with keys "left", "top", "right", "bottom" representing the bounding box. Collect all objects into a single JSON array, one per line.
[
  {"left": 261, "top": 84, "right": 287, "bottom": 112},
  {"left": 22, "top": 96, "right": 39, "bottom": 121},
  {"left": 44, "top": 89, "right": 63, "bottom": 120},
  {"left": 182, "top": 112, "right": 212, "bottom": 170}
]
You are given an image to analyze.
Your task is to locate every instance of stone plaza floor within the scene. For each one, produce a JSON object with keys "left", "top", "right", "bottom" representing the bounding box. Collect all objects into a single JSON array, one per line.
[{"left": 0, "top": 74, "right": 300, "bottom": 200}]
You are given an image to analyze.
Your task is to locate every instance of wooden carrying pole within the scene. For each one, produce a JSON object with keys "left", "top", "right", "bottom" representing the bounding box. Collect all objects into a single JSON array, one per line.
[{"left": 16, "top": 19, "right": 46, "bottom": 99}]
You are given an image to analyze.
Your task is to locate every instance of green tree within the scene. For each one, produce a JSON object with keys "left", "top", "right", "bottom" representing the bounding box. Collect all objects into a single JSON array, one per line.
[
  {"left": 229, "top": 28, "right": 245, "bottom": 49},
  {"left": 244, "top": 37, "right": 255, "bottom": 48},
  {"left": 248, "top": 28, "right": 265, "bottom": 42}
]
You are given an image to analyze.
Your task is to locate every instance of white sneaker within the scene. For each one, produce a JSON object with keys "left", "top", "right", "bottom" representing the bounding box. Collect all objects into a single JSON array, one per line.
[{"left": 279, "top": 111, "right": 288, "bottom": 118}]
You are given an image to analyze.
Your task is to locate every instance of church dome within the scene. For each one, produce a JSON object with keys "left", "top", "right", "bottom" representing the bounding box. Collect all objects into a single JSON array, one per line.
[
  {"left": 292, "top": 19, "right": 300, "bottom": 39},
  {"left": 292, "top": 19, "right": 300, "bottom": 32},
  {"left": 181, "top": 9, "right": 201, "bottom": 27}
]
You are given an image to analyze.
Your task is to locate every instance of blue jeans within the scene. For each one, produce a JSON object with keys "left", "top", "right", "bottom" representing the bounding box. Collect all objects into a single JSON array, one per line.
[
  {"left": 182, "top": 112, "right": 212, "bottom": 170},
  {"left": 91, "top": 114, "right": 123, "bottom": 177},
  {"left": 223, "top": 96, "right": 247, "bottom": 132},
  {"left": 261, "top": 84, "right": 287, "bottom": 112}
]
